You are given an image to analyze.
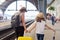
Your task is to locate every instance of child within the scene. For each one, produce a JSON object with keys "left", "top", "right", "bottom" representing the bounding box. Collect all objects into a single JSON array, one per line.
[{"left": 28, "top": 12, "right": 55, "bottom": 40}]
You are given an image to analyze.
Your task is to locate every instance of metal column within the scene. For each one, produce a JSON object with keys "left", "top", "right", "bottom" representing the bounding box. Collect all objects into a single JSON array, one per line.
[{"left": 38, "top": 0, "right": 47, "bottom": 17}]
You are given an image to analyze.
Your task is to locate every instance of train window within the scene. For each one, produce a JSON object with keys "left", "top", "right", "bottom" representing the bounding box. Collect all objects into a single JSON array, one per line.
[{"left": 0, "top": 9, "right": 5, "bottom": 22}]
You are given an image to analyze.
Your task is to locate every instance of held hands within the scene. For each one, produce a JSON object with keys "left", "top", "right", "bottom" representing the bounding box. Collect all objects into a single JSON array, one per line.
[
  {"left": 24, "top": 29, "right": 31, "bottom": 33},
  {"left": 28, "top": 30, "right": 31, "bottom": 33},
  {"left": 24, "top": 29, "right": 28, "bottom": 33}
]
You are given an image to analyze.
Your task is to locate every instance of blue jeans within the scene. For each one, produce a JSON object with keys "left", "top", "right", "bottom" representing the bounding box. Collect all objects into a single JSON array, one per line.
[
  {"left": 52, "top": 21, "right": 55, "bottom": 25},
  {"left": 37, "top": 34, "right": 44, "bottom": 40}
]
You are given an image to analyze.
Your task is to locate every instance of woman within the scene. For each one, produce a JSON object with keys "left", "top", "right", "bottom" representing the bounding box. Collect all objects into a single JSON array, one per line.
[
  {"left": 15, "top": 7, "right": 28, "bottom": 39},
  {"left": 29, "top": 12, "right": 55, "bottom": 40}
]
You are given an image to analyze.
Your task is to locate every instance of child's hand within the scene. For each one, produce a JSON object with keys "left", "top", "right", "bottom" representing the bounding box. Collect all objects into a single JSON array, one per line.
[
  {"left": 53, "top": 30, "right": 56, "bottom": 36},
  {"left": 53, "top": 30, "right": 56, "bottom": 33}
]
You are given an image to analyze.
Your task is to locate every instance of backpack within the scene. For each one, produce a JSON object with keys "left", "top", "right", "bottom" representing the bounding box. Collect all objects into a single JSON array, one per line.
[{"left": 11, "top": 14, "right": 20, "bottom": 28}]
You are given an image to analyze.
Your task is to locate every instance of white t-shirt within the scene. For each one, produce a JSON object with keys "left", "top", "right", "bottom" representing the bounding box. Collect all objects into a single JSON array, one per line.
[{"left": 36, "top": 21, "right": 45, "bottom": 34}]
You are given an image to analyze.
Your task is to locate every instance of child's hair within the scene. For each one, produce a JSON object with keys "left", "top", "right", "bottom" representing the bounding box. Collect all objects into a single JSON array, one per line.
[{"left": 36, "top": 12, "right": 45, "bottom": 22}]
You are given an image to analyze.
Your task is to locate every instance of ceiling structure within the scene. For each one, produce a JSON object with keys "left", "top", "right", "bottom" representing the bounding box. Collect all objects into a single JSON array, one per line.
[{"left": 0, "top": 0, "right": 55, "bottom": 12}]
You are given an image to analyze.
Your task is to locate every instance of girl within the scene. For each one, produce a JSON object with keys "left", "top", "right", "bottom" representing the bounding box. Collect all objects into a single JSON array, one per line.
[{"left": 29, "top": 12, "right": 55, "bottom": 40}]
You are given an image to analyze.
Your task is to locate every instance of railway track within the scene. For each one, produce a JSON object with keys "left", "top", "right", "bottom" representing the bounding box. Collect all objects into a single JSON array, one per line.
[{"left": 0, "top": 20, "right": 34, "bottom": 40}]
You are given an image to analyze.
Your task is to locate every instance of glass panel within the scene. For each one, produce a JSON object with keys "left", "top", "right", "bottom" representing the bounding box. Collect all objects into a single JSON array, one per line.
[
  {"left": 26, "top": 1, "right": 37, "bottom": 10},
  {"left": 25, "top": 11, "right": 39, "bottom": 21},
  {"left": 17, "top": 1, "right": 26, "bottom": 11},
  {"left": 5, "top": 1, "right": 37, "bottom": 20},
  {"left": 6, "top": 1, "right": 16, "bottom": 11},
  {"left": 0, "top": 0, "right": 5, "bottom": 5},
  {"left": 47, "top": 0, "right": 53, "bottom": 5},
  {"left": 4, "top": 11, "right": 17, "bottom": 20}
]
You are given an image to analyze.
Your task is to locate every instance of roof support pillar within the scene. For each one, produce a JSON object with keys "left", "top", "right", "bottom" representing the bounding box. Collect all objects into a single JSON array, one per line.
[{"left": 38, "top": 0, "right": 47, "bottom": 17}]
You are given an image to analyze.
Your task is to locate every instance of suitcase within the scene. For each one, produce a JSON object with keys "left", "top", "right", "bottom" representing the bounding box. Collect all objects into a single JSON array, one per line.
[{"left": 18, "top": 36, "right": 32, "bottom": 40}]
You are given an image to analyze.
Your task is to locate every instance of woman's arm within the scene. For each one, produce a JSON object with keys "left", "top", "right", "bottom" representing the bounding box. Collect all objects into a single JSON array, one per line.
[
  {"left": 21, "top": 13, "right": 26, "bottom": 30},
  {"left": 45, "top": 24, "right": 55, "bottom": 32}
]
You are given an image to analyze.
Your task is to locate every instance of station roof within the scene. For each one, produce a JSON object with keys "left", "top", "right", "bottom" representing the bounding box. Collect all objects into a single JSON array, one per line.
[{"left": 0, "top": 0, "right": 55, "bottom": 12}]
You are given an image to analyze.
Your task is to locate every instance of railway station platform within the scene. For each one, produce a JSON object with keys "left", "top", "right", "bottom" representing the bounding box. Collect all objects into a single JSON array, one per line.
[{"left": 0, "top": 20, "right": 60, "bottom": 40}]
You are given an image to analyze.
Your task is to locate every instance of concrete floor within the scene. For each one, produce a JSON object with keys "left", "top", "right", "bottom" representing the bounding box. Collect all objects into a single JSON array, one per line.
[
  {"left": 24, "top": 21, "right": 60, "bottom": 40},
  {"left": 0, "top": 21, "right": 60, "bottom": 40}
]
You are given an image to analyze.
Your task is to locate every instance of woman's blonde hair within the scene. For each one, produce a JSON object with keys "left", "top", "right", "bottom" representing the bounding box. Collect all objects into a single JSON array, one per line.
[{"left": 36, "top": 12, "right": 45, "bottom": 22}]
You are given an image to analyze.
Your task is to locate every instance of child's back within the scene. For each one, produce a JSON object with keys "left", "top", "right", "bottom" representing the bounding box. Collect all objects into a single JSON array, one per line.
[{"left": 36, "top": 21, "right": 45, "bottom": 34}]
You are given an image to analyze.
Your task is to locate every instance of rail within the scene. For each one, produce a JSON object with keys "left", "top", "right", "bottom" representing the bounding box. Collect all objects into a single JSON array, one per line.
[{"left": 0, "top": 20, "right": 34, "bottom": 40}]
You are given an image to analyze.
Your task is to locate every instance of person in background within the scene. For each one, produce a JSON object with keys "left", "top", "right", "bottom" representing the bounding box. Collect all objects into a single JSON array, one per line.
[
  {"left": 28, "top": 12, "right": 55, "bottom": 40},
  {"left": 46, "top": 13, "right": 51, "bottom": 20},
  {"left": 46, "top": 13, "right": 52, "bottom": 25},
  {"left": 51, "top": 14, "right": 56, "bottom": 25}
]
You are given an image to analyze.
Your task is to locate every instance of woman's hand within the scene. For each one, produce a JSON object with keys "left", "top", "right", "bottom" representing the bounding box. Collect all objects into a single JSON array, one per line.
[
  {"left": 24, "top": 29, "right": 28, "bottom": 33},
  {"left": 28, "top": 30, "right": 31, "bottom": 33},
  {"left": 24, "top": 29, "right": 31, "bottom": 33}
]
